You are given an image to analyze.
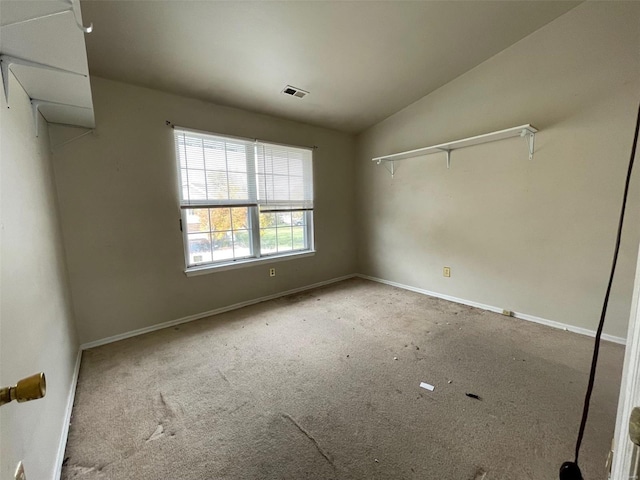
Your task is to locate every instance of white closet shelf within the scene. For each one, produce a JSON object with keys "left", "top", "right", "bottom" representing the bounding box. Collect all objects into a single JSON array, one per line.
[
  {"left": 0, "top": 1, "right": 95, "bottom": 135},
  {"left": 372, "top": 124, "right": 538, "bottom": 175}
]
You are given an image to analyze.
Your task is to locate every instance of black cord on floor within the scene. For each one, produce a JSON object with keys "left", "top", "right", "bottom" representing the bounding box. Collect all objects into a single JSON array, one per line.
[{"left": 562, "top": 102, "right": 640, "bottom": 479}]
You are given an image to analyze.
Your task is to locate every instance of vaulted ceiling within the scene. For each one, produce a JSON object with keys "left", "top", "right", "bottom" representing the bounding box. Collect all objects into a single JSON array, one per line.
[{"left": 80, "top": 1, "right": 580, "bottom": 133}]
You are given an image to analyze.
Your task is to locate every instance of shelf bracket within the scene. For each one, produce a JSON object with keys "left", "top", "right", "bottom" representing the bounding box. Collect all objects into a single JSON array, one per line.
[
  {"left": 0, "top": 4, "right": 93, "bottom": 33},
  {"left": 60, "top": 0, "right": 94, "bottom": 33},
  {"left": 1, "top": 55, "right": 87, "bottom": 107},
  {"left": 384, "top": 160, "right": 395, "bottom": 178},
  {"left": 32, "top": 99, "right": 48, "bottom": 137},
  {"left": 376, "top": 158, "right": 396, "bottom": 178},
  {"left": 31, "top": 98, "right": 91, "bottom": 137},
  {"left": 521, "top": 128, "right": 536, "bottom": 160},
  {"left": 437, "top": 148, "right": 452, "bottom": 169}
]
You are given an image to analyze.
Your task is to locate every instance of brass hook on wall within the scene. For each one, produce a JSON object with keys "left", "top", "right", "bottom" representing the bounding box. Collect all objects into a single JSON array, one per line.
[{"left": 0, "top": 373, "right": 46, "bottom": 407}]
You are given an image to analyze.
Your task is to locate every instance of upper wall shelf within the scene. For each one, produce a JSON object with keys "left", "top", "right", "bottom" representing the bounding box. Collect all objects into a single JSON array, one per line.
[
  {"left": 372, "top": 124, "right": 538, "bottom": 176},
  {"left": 0, "top": 0, "right": 95, "bottom": 135}
]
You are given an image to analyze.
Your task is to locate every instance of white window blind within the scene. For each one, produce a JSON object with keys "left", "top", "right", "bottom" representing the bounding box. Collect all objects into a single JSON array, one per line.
[
  {"left": 176, "top": 128, "right": 313, "bottom": 211},
  {"left": 257, "top": 142, "right": 314, "bottom": 212},
  {"left": 175, "top": 129, "right": 257, "bottom": 208}
]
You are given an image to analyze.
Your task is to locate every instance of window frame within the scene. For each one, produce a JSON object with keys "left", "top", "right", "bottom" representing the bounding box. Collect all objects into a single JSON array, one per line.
[{"left": 174, "top": 127, "right": 315, "bottom": 275}]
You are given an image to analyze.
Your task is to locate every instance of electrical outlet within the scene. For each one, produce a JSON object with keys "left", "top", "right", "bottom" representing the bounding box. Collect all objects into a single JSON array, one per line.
[
  {"left": 502, "top": 310, "right": 514, "bottom": 317},
  {"left": 15, "top": 461, "right": 26, "bottom": 480},
  {"left": 443, "top": 267, "right": 451, "bottom": 278},
  {"left": 269, "top": 268, "right": 276, "bottom": 277}
]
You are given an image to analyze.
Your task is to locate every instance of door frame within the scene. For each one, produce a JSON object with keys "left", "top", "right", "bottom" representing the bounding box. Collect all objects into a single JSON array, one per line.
[{"left": 611, "top": 238, "right": 640, "bottom": 478}]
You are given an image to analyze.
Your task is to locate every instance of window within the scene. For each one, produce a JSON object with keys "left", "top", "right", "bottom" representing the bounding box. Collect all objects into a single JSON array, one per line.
[{"left": 174, "top": 127, "right": 314, "bottom": 270}]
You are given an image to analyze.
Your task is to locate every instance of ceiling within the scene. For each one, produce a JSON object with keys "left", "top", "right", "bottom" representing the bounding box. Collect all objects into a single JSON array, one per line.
[{"left": 80, "top": 1, "right": 580, "bottom": 134}]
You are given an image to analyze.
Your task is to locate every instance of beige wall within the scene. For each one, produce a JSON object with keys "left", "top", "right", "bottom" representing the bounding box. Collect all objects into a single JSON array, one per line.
[
  {"left": 52, "top": 77, "right": 357, "bottom": 344},
  {"left": 355, "top": 1, "right": 640, "bottom": 339},
  {"left": 0, "top": 73, "right": 79, "bottom": 478}
]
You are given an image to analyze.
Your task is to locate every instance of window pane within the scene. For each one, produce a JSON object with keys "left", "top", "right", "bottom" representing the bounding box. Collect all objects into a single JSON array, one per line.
[
  {"left": 259, "top": 212, "right": 276, "bottom": 228},
  {"left": 186, "top": 209, "right": 209, "bottom": 233},
  {"left": 230, "top": 208, "right": 249, "bottom": 229},
  {"left": 276, "top": 212, "right": 291, "bottom": 226},
  {"left": 188, "top": 233, "right": 211, "bottom": 265},
  {"left": 183, "top": 207, "right": 255, "bottom": 265},
  {"left": 210, "top": 208, "right": 232, "bottom": 232},
  {"left": 292, "top": 226, "right": 305, "bottom": 250},
  {"left": 211, "top": 231, "right": 234, "bottom": 262},
  {"left": 291, "top": 211, "right": 305, "bottom": 226},
  {"left": 233, "top": 230, "right": 251, "bottom": 258},
  {"left": 277, "top": 227, "right": 293, "bottom": 252},
  {"left": 260, "top": 228, "right": 277, "bottom": 255}
]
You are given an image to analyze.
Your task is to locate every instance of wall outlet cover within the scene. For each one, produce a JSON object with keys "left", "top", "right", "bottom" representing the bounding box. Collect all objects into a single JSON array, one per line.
[
  {"left": 443, "top": 267, "right": 451, "bottom": 277},
  {"left": 269, "top": 268, "right": 276, "bottom": 277}
]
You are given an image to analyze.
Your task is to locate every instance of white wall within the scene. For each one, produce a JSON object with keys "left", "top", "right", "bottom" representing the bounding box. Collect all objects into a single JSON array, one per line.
[
  {"left": 0, "top": 73, "right": 79, "bottom": 479},
  {"left": 355, "top": 1, "right": 640, "bottom": 339},
  {"left": 52, "top": 77, "right": 357, "bottom": 345}
]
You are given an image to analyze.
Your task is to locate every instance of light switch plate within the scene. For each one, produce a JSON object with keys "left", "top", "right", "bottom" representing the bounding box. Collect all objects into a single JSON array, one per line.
[{"left": 15, "top": 461, "right": 26, "bottom": 480}]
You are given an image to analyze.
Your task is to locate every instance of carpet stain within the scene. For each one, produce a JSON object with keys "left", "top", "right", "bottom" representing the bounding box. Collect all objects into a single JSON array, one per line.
[
  {"left": 147, "top": 392, "right": 181, "bottom": 441},
  {"left": 282, "top": 413, "right": 336, "bottom": 470},
  {"left": 66, "top": 464, "right": 107, "bottom": 477},
  {"left": 473, "top": 467, "right": 487, "bottom": 480},
  {"left": 157, "top": 392, "right": 179, "bottom": 419},
  {"left": 228, "top": 400, "right": 249, "bottom": 415},
  {"left": 218, "top": 368, "right": 230, "bottom": 384},
  {"left": 146, "top": 424, "right": 164, "bottom": 442}
]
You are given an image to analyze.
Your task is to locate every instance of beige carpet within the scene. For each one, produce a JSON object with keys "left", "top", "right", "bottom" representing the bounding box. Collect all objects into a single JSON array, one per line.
[{"left": 62, "top": 278, "right": 623, "bottom": 479}]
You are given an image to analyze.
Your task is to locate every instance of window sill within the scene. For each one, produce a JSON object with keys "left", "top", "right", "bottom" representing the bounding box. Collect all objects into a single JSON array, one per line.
[{"left": 184, "top": 251, "right": 316, "bottom": 277}]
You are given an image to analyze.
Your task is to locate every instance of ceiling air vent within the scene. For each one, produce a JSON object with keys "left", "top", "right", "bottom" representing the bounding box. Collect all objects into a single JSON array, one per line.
[{"left": 282, "top": 85, "right": 309, "bottom": 99}]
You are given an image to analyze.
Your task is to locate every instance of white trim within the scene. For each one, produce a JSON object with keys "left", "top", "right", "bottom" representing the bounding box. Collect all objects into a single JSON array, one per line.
[
  {"left": 80, "top": 274, "right": 356, "bottom": 350},
  {"left": 611, "top": 239, "right": 640, "bottom": 478},
  {"left": 185, "top": 251, "right": 316, "bottom": 277},
  {"left": 55, "top": 348, "right": 82, "bottom": 479},
  {"left": 357, "top": 274, "right": 626, "bottom": 345}
]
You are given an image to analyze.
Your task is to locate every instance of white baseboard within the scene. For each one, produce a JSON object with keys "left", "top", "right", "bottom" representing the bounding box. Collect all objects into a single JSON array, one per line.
[
  {"left": 80, "top": 274, "right": 357, "bottom": 350},
  {"left": 357, "top": 274, "right": 626, "bottom": 345},
  {"left": 55, "top": 348, "right": 82, "bottom": 479},
  {"left": 81, "top": 271, "right": 627, "bottom": 350}
]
